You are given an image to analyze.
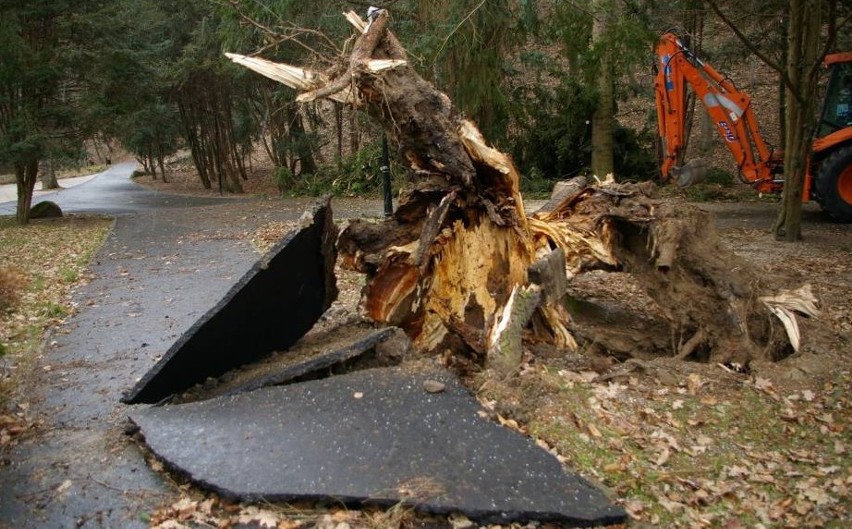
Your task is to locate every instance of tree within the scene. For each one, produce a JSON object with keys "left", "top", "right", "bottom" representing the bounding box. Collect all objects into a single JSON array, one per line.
[
  {"left": 217, "top": 0, "right": 364, "bottom": 177},
  {"left": 0, "top": 1, "right": 75, "bottom": 224},
  {"left": 590, "top": 0, "right": 616, "bottom": 178},
  {"left": 230, "top": 9, "right": 799, "bottom": 372},
  {"left": 511, "top": 0, "right": 655, "bottom": 183},
  {"left": 708, "top": 0, "right": 846, "bottom": 241},
  {"left": 416, "top": 0, "right": 520, "bottom": 143},
  {"left": 119, "top": 103, "right": 180, "bottom": 181},
  {"left": 78, "top": 0, "right": 183, "bottom": 182}
]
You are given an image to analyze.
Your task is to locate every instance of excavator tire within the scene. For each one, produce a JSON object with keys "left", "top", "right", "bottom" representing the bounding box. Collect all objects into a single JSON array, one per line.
[{"left": 815, "top": 144, "right": 852, "bottom": 223}]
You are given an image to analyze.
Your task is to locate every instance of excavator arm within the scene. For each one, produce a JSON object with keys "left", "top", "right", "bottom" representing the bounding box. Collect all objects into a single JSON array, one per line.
[{"left": 654, "top": 32, "right": 782, "bottom": 193}]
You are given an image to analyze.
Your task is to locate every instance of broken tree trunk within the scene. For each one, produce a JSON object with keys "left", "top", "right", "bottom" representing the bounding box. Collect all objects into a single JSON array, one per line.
[{"left": 228, "top": 10, "right": 797, "bottom": 370}]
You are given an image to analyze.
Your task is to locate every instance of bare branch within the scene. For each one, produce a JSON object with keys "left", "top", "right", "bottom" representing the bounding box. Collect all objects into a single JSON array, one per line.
[
  {"left": 837, "top": 10, "right": 852, "bottom": 33},
  {"left": 224, "top": 0, "right": 343, "bottom": 64},
  {"left": 432, "top": 0, "right": 488, "bottom": 64},
  {"left": 806, "top": 1, "right": 836, "bottom": 83},
  {"left": 704, "top": 0, "right": 802, "bottom": 103}
]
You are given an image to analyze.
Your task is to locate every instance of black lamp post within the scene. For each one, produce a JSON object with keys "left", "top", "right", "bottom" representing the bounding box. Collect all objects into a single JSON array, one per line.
[{"left": 381, "top": 134, "right": 392, "bottom": 217}]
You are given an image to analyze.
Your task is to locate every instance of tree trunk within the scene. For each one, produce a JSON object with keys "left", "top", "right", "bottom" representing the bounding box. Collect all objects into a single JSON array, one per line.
[
  {"left": 179, "top": 97, "right": 212, "bottom": 189},
  {"left": 15, "top": 159, "right": 39, "bottom": 225},
  {"left": 349, "top": 107, "right": 360, "bottom": 155},
  {"left": 224, "top": 95, "right": 248, "bottom": 181},
  {"left": 774, "top": 0, "right": 821, "bottom": 241},
  {"left": 156, "top": 139, "right": 168, "bottom": 183},
  {"left": 288, "top": 107, "right": 317, "bottom": 175},
  {"left": 590, "top": 0, "right": 614, "bottom": 179},
  {"left": 335, "top": 102, "right": 344, "bottom": 159},
  {"left": 697, "top": 109, "right": 714, "bottom": 155},
  {"left": 92, "top": 139, "right": 104, "bottom": 165},
  {"left": 778, "top": 12, "right": 788, "bottom": 150},
  {"left": 41, "top": 156, "right": 59, "bottom": 190},
  {"left": 679, "top": 11, "right": 704, "bottom": 165}
]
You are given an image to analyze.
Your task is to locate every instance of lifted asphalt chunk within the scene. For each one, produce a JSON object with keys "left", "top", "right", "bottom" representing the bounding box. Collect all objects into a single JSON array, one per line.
[
  {"left": 123, "top": 197, "right": 338, "bottom": 404},
  {"left": 129, "top": 366, "right": 626, "bottom": 526},
  {"left": 182, "top": 324, "right": 401, "bottom": 402}
]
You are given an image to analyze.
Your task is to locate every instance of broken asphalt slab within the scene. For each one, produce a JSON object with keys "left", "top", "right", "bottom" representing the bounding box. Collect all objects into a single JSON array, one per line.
[
  {"left": 180, "top": 324, "right": 401, "bottom": 402},
  {"left": 123, "top": 197, "right": 338, "bottom": 404},
  {"left": 129, "top": 366, "right": 626, "bottom": 526}
]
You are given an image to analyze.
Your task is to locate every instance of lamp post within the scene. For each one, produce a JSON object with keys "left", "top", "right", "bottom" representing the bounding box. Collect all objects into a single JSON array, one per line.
[{"left": 381, "top": 134, "right": 392, "bottom": 217}]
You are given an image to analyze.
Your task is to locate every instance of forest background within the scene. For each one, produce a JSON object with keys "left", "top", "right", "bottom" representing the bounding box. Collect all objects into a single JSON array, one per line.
[{"left": 1, "top": 0, "right": 850, "bottom": 226}]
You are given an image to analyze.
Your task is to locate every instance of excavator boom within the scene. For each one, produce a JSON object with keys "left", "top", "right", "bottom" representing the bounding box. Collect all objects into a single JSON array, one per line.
[{"left": 654, "top": 32, "right": 781, "bottom": 193}]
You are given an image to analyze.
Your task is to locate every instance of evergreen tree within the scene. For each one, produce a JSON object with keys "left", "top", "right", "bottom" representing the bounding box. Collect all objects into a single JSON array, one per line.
[{"left": 0, "top": 0, "right": 92, "bottom": 223}]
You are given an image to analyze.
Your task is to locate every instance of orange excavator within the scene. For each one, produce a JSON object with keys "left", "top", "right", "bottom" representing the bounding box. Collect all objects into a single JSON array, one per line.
[{"left": 654, "top": 31, "right": 852, "bottom": 222}]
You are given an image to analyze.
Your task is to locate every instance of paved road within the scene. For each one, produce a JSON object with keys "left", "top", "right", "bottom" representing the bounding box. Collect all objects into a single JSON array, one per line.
[
  {"left": 0, "top": 164, "right": 310, "bottom": 527},
  {"left": 0, "top": 162, "right": 240, "bottom": 216},
  {"left": 0, "top": 173, "right": 99, "bottom": 204}
]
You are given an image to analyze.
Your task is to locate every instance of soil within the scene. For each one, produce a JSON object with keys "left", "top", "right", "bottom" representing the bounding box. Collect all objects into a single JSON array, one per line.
[{"left": 563, "top": 197, "right": 850, "bottom": 387}]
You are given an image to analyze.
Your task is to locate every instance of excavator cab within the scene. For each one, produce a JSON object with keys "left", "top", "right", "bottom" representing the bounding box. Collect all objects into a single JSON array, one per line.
[
  {"left": 816, "top": 58, "right": 852, "bottom": 138},
  {"left": 812, "top": 53, "right": 852, "bottom": 222}
]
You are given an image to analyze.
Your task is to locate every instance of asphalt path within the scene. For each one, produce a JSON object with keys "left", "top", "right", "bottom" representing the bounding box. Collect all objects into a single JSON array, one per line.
[
  {"left": 0, "top": 164, "right": 302, "bottom": 527},
  {"left": 0, "top": 162, "right": 239, "bottom": 216}
]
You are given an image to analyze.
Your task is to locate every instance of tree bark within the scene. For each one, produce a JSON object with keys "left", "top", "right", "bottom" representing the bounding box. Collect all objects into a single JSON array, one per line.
[
  {"left": 679, "top": 11, "right": 704, "bottom": 164},
  {"left": 774, "top": 0, "right": 821, "bottom": 241},
  {"left": 41, "top": 156, "right": 59, "bottom": 190},
  {"left": 590, "top": 0, "right": 615, "bottom": 179},
  {"left": 156, "top": 139, "right": 168, "bottom": 183},
  {"left": 15, "top": 160, "right": 39, "bottom": 225},
  {"left": 335, "top": 101, "right": 344, "bottom": 159}
]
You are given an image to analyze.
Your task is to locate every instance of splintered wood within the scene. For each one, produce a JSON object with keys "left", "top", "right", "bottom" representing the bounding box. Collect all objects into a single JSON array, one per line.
[{"left": 228, "top": 9, "right": 803, "bottom": 373}]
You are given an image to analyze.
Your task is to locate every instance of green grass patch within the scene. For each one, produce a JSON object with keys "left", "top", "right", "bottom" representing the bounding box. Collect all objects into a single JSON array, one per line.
[{"left": 0, "top": 215, "right": 112, "bottom": 406}]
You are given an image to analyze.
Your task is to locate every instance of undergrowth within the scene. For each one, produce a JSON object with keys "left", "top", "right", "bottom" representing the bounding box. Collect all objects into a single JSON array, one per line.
[{"left": 276, "top": 143, "right": 407, "bottom": 198}]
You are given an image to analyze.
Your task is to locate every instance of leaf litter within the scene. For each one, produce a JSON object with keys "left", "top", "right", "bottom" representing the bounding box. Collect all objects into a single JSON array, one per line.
[{"left": 0, "top": 215, "right": 111, "bottom": 450}]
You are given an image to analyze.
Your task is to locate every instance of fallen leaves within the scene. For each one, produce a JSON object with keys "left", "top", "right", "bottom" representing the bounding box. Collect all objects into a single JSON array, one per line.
[
  {"left": 236, "top": 506, "right": 283, "bottom": 528},
  {"left": 1, "top": 216, "right": 111, "bottom": 414},
  {"left": 150, "top": 496, "right": 295, "bottom": 529},
  {"left": 0, "top": 405, "right": 35, "bottom": 449},
  {"left": 0, "top": 265, "right": 27, "bottom": 309},
  {"left": 251, "top": 221, "right": 298, "bottom": 254},
  {"left": 151, "top": 495, "right": 512, "bottom": 529},
  {"left": 491, "top": 361, "right": 852, "bottom": 528}
]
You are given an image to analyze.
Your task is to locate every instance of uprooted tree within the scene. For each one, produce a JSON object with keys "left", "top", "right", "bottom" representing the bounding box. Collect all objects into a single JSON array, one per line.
[{"left": 227, "top": 9, "right": 814, "bottom": 374}]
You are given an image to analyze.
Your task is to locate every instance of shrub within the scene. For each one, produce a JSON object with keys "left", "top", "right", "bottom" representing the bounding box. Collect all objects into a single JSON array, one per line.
[
  {"left": 704, "top": 167, "right": 735, "bottom": 186},
  {"left": 277, "top": 141, "right": 406, "bottom": 197},
  {"left": 509, "top": 75, "right": 657, "bottom": 185},
  {"left": 0, "top": 267, "right": 28, "bottom": 310},
  {"left": 520, "top": 166, "right": 557, "bottom": 197}
]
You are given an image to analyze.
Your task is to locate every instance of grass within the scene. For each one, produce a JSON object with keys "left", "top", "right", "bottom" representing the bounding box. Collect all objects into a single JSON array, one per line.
[
  {"left": 479, "top": 364, "right": 851, "bottom": 527},
  {"left": 0, "top": 216, "right": 112, "bottom": 407}
]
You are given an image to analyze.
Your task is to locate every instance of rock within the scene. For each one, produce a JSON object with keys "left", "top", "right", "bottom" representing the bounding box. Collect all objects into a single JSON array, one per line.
[
  {"left": 423, "top": 379, "right": 446, "bottom": 393},
  {"left": 30, "top": 201, "right": 63, "bottom": 219}
]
